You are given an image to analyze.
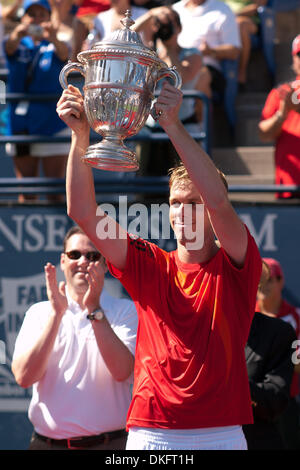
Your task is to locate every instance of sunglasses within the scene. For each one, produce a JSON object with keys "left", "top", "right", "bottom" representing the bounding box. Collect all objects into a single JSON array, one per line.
[
  {"left": 65, "top": 250, "right": 101, "bottom": 262},
  {"left": 297, "top": 52, "right": 300, "bottom": 58}
]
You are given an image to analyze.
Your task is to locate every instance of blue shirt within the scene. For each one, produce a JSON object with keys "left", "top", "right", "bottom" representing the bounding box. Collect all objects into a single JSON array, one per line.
[{"left": 6, "top": 36, "right": 67, "bottom": 135}]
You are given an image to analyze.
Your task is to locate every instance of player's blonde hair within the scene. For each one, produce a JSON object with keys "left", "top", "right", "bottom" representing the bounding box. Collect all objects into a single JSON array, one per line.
[{"left": 168, "top": 162, "right": 228, "bottom": 191}]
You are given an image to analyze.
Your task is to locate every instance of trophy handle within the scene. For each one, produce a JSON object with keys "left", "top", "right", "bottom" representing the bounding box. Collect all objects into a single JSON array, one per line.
[
  {"left": 59, "top": 61, "right": 85, "bottom": 89},
  {"left": 150, "top": 66, "right": 182, "bottom": 121},
  {"left": 157, "top": 66, "right": 182, "bottom": 90}
]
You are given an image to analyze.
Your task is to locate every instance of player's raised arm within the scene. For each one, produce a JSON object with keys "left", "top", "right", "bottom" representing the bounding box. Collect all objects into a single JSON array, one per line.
[
  {"left": 157, "top": 82, "right": 248, "bottom": 266},
  {"left": 57, "top": 85, "right": 128, "bottom": 270}
]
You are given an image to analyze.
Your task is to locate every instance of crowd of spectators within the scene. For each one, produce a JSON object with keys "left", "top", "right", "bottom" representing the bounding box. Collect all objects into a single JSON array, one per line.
[{"left": 0, "top": 0, "right": 299, "bottom": 195}]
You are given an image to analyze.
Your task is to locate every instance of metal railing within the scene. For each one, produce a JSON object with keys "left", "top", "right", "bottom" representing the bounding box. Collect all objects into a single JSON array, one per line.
[
  {"left": 0, "top": 88, "right": 213, "bottom": 198},
  {"left": 1, "top": 84, "right": 299, "bottom": 199},
  {"left": 0, "top": 176, "right": 299, "bottom": 197},
  {"left": 0, "top": 90, "right": 211, "bottom": 151}
]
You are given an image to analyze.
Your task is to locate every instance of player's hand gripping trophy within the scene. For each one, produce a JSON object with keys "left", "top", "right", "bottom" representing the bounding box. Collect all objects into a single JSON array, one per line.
[{"left": 59, "top": 10, "right": 182, "bottom": 171}]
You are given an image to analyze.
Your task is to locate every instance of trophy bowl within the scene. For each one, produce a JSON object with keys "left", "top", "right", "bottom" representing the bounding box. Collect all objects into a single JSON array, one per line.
[{"left": 59, "top": 10, "right": 182, "bottom": 172}]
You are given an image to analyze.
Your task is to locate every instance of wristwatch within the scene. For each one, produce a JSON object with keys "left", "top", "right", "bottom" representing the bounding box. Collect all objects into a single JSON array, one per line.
[{"left": 86, "top": 308, "right": 105, "bottom": 322}]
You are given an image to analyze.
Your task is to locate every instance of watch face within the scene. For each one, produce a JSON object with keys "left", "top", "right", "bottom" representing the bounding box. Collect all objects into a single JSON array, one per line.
[
  {"left": 87, "top": 309, "right": 104, "bottom": 321},
  {"left": 93, "top": 310, "right": 104, "bottom": 321}
]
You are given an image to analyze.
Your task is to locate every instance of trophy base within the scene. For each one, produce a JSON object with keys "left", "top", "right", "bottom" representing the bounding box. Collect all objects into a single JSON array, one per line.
[{"left": 82, "top": 140, "right": 139, "bottom": 172}]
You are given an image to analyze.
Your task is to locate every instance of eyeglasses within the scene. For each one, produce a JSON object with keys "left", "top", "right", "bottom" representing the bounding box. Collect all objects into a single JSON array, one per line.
[{"left": 65, "top": 250, "right": 102, "bottom": 262}]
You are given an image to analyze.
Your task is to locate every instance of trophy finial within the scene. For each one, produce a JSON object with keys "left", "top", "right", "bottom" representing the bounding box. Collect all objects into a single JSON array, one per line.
[{"left": 120, "top": 10, "right": 135, "bottom": 29}]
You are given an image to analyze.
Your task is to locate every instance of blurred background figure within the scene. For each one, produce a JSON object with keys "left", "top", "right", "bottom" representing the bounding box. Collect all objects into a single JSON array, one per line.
[
  {"left": 220, "top": 0, "right": 268, "bottom": 90},
  {"left": 172, "top": 0, "right": 241, "bottom": 122},
  {"left": 0, "top": 0, "right": 24, "bottom": 67},
  {"left": 70, "top": 0, "right": 111, "bottom": 60},
  {"left": 133, "top": 6, "right": 203, "bottom": 176},
  {"left": 4, "top": 0, "right": 70, "bottom": 202},
  {"left": 91, "top": 0, "right": 148, "bottom": 45},
  {"left": 0, "top": 3, "right": 6, "bottom": 81},
  {"left": 256, "top": 257, "right": 300, "bottom": 449},
  {"left": 243, "top": 260, "right": 297, "bottom": 450},
  {"left": 258, "top": 35, "right": 300, "bottom": 199}
]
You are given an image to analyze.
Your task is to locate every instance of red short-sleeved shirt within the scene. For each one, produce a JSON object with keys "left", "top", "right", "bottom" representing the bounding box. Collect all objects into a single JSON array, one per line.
[
  {"left": 76, "top": 0, "right": 110, "bottom": 17},
  {"left": 108, "top": 228, "right": 262, "bottom": 430},
  {"left": 261, "top": 77, "right": 300, "bottom": 198}
]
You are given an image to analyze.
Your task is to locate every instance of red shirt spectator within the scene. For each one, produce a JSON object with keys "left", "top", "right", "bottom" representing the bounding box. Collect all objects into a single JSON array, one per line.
[{"left": 259, "top": 35, "right": 300, "bottom": 198}]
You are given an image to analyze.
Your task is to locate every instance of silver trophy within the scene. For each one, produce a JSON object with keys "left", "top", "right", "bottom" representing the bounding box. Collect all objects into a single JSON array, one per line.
[{"left": 59, "top": 10, "right": 182, "bottom": 171}]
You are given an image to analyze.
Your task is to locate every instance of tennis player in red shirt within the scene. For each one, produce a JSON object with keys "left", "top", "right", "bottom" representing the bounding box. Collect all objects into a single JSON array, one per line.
[{"left": 57, "top": 81, "right": 262, "bottom": 450}]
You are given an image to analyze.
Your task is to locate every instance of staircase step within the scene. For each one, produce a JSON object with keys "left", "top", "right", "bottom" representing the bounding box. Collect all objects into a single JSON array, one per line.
[
  {"left": 234, "top": 92, "right": 269, "bottom": 146},
  {"left": 211, "top": 146, "right": 276, "bottom": 202},
  {"left": 211, "top": 146, "right": 275, "bottom": 176},
  {"left": 226, "top": 174, "right": 274, "bottom": 184},
  {"left": 229, "top": 191, "right": 276, "bottom": 203},
  {"left": 227, "top": 174, "right": 275, "bottom": 202},
  {"left": 236, "top": 92, "right": 268, "bottom": 109}
]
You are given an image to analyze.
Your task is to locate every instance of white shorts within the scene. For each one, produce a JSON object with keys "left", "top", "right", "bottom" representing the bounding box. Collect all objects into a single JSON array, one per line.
[
  {"left": 126, "top": 425, "right": 248, "bottom": 450},
  {"left": 5, "top": 127, "right": 71, "bottom": 158}
]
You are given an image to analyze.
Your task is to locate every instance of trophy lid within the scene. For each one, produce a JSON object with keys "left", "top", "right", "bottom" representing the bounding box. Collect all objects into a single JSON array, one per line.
[{"left": 78, "top": 10, "right": 160, "bottom": 63}]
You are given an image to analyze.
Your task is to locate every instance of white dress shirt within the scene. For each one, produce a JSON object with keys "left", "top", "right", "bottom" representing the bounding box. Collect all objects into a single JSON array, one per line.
[
  {"left": 173, "top": 0, "right": 241, "bottom": 70},
  {"left": 13, "top": 289, "right": 137, "bottom": 439}
]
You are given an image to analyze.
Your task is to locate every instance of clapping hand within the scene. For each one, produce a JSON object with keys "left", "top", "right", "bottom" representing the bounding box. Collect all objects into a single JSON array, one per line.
[
  {"left": 83, "top": 261, "right": 106, "bottom": 314},
  {"left": 278, "top": 83, "right": 300, "bottom": 115},
  {"left": 44, "top": 263, "right": 68, "bottom": 317}
]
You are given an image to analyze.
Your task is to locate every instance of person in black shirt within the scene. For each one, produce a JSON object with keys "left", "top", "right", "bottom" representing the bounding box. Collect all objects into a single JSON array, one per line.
[{"left": 244, "top": 262, "right": 296, "bottom": 450}]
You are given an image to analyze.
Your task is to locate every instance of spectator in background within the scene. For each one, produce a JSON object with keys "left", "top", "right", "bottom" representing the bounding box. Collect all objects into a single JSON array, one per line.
[
  {"left": 256, "top": 257, "right": 300, "bottom": 449},
  {"left": 46, "top": 0, "right": 77, "bottom": 42},
  {"left": 172, "top": 0, "right": 241, "bottom": 121},
  {"left": 12, "top": 225, "right": 137, "bottom": 450},
  {"left": 220, "top": 0, "right": 268, "bottom": 90},
  {"left": 132, "top": 0, "right": 166, "bottom": 8},
  {"left": 1, "top": 0, "right": 24, "bottom": 21},
  {"left": 0, "top": 3, "right": 5, "bottom": 69},
  {"left": 0, "top": 0, "right": 24, "bottom": 66},
  {"left": 4, "top": 0, "right": 70, "bottom": 202},
  {"left": 70, "top": 0, "right": 162, "bottom": 60},
  {"left": 258, "top": 35, "right": 300, "bottom": 199},
  {"left": 91, "top": 0, "right": 148, "bottom": 44},
  {"left": 243, "top": 261, "right": 296, "bottom": 450},
  {"left": 46, "top": 0, "right": 77, "bottom": 26},
  {"left": 133, "top": 6, "right": 203, "bottom": 175},
  {"left": 70, "top": 0, "right": 111, "bottom": 61}
]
